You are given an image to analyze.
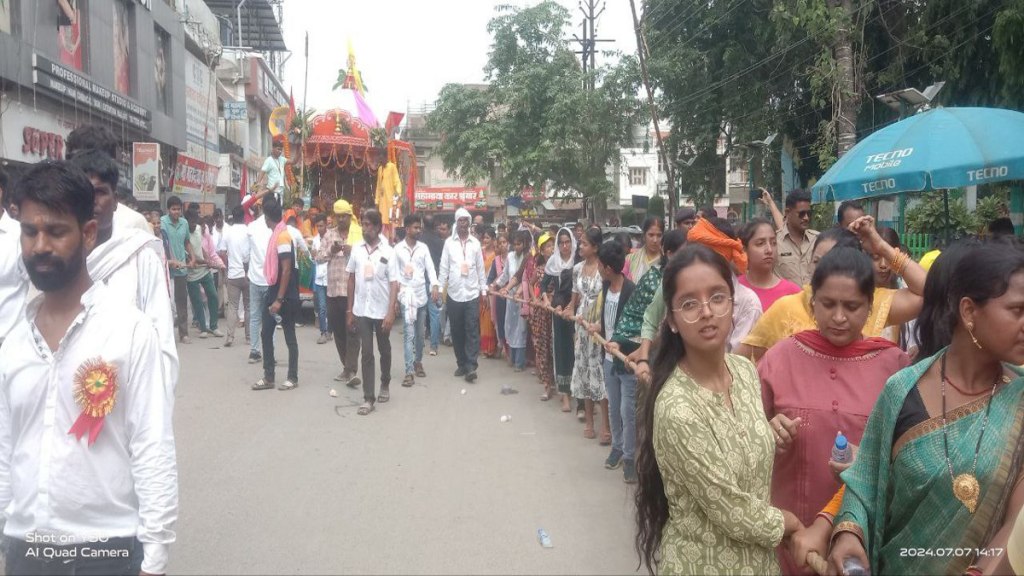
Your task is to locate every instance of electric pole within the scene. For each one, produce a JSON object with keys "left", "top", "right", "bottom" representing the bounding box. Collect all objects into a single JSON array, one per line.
[{"left": 572, "top": 0, "right": 612, "bottom": 90}]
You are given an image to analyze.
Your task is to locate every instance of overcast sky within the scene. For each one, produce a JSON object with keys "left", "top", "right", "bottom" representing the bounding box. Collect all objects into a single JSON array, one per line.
[{"left": 280, "top": 0, "right": 637, "bottom": 121}]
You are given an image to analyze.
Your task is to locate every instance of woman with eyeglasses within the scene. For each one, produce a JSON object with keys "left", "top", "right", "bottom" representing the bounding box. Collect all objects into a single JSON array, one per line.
[
  {"left": 757, "top": 247, "right": 910, "bottom": 573},
  {"left": 635, "top": 245, "right": 802, "bottom": 575},
  {"left": 736, "top": 217, "right": 926, "bottom": 363},
  {"left": 826, "top": 242, "right": 1024, "bottom": 576}
]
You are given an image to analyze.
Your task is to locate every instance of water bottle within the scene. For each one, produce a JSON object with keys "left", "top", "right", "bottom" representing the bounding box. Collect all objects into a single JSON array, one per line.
[
  {"left": 272, "top": 312, "right": 283, "bottom": 324},
  {"left": 831, "top": 431, "right": 852, "bottom": 464},
  {"left": 842, "top": 557, "right": 869, "bottom": 575},
  {"left": 537, "top": 528, "right": 553, "bottom": 548}
]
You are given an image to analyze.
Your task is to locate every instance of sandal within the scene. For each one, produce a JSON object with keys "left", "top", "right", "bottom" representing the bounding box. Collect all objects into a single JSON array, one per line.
[
  {"left": 599, "top": 432, "right": 612, "bottom": 446},
  {"left": 583, "top": 427, "right": 597, "bottom": 440},
  {"left": 357, "top": 402, "right": 374, "bottom": 416},
  {"left": 277, "top": 380, "right": 298, "bottom": 391},
  {"left": 415, "top": 363, "right": 426, "bottom": 378},
  {"left": 377, "top": 388, "right": 391, "bottom": 403},
  {"left": 576, "top": 408, "right": 585, "bottom": 422},
  {"left": 401, "top": 374, "right": 415, "bottom": 388},
  {"left": 540, "top": 387, "right": 554, "bottom": 401},
  {"left": 252, "top": 378, "right": 274, "bottom": 391}
]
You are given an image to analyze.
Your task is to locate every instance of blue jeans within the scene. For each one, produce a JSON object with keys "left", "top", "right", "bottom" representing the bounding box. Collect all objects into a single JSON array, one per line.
[
  {"left": 249, "top": 283, "right": 269, "bottom": 355},
  {"left": 510, "top": 347, "right": 526, "bottom": 370},
  {"left": 428, "top": 297, "right": 442, "bottom": 349},
  {"left": 401, "top": 303, "right": 427, "bottom": 374},
  {"left": 604, "top": 358, "right": 637, "bottom": 460},
  {"left": 313, "top": 284, "right": 329, "bottom": 334}
]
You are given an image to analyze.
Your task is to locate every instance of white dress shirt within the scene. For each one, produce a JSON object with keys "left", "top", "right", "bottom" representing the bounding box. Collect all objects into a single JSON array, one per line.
[
  {"left": 392, "top": 239, "right": 439, "bottom": 309},
  {"left": 87, "top": 228, "right": 178, "bottom": 399},
  {"left": 438, "top": 233, "right": 487, "bottom": 303},
  {"left": 346, "top": 239, "right": 396, "bottom": 320},
  {"left": 311, "top": 236, "right": 329, "bottom": 287},
  {"left": 221, "top": 223, "right": 251, "bottom": 281},
  {"left": 247, "top": 219, "right": 272, "bottom": 286},
  {"left": 0, "top": 210, "right": 28, "bottom": 341},
  {"left": 0, "top": 283, "right": 177, "bottom": 574}
]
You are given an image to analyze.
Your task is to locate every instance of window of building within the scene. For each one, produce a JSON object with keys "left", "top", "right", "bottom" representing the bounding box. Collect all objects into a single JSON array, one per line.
[
  {"left": 417, "top": 165, "right": 426, "bottom": 186},
  {"left": 629, "top": 167, "right": 648, "bottom": 186},
  {"left": 58, "top": 0, "right": 88, "bottom": 72}
]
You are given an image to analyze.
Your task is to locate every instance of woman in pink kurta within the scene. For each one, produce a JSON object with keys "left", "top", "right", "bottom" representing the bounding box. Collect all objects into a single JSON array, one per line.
[{"left": 757, "top": 246, "right": 910, "bottom": 574}]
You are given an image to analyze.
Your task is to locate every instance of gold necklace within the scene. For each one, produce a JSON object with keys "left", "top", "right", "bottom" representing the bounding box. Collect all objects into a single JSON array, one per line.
[{"left": 939, "top": 353, "right": 1005, "bottom": 513}]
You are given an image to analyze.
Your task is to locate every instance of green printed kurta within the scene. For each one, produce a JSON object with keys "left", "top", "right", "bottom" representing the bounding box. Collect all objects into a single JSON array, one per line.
[{"left": 653, "top": 356, "right": 784, "bottom": 575}]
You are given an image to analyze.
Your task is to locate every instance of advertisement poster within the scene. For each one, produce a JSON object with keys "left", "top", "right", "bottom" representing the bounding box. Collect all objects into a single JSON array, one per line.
[
  {"left": 184, "top": 51, "right": 219, "bottom": 160},
  {"left": 132, "top": 143, "right": 160, "bottom": 201},
  {"left": 113, "top": 0, "right": 131, "bottom": 94},
  {"left": 154, "top": 27, "right": 170, "bottom": 113},
  {"left": 172, "top": 153, "right": 218, "bottom": 197},
  {"left": 58, "top": 0, "right": 84, "bottom": 71}
]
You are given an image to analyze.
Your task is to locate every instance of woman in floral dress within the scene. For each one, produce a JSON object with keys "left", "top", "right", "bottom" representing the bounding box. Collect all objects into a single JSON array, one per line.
[{"left": 564, "top": 227, "right": 611, "bottom": 442}]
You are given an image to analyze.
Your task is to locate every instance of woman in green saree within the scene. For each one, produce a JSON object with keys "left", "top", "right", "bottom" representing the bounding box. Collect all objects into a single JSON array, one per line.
[{"left": 829, "top": 243, "right": 1024, "bottom": 575}]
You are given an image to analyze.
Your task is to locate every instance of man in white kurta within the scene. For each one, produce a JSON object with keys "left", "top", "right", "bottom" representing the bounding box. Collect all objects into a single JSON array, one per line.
[{"left": 0, "top": 161, "right": 176, "bottom": 575}]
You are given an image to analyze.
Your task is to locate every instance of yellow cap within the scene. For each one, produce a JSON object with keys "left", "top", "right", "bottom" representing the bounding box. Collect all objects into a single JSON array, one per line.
[{"left": 333, "top": 199, "right": 354, "bottom": 216}]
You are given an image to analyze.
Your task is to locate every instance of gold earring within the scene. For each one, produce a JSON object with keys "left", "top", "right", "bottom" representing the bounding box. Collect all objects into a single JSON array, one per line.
[{"left": 967, "top": 322, "right": 983, "bottom": 350}]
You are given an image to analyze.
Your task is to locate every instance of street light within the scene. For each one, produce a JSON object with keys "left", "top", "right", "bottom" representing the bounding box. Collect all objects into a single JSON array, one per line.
[{"left": 876, "top": 82, "right": 945, "bottom": 116}]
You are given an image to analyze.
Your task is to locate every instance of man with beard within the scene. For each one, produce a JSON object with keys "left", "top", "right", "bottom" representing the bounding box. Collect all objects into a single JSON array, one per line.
[
  {"left": 346, "top": 209, "right": 398, "bottom": 414},
  {"left": 438, "top": 207, "right": 487, "bottom": 383},
  {"left": 0, "top": 161, "right": 177, "bottom": 575},
  {"left": 392, "top": 213, "right": 440, "bottom": 387},
  {"left": 318, "top": 199, "right": 362, "bottom": 389},
  {"left": 71, "top": 150, "right": 178, "bottom": 398},
  {"left": 0, "top": 164, "right": 29, "bottom": 347}
]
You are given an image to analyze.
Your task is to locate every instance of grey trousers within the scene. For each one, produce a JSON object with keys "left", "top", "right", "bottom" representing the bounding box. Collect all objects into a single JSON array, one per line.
[{"left": 358, "top": 316, "right": 392, "bottom": 403}]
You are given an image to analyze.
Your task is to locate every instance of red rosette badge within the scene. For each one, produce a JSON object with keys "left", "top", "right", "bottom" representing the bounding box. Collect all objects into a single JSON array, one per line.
[{"left": 68, "top": 358, "right": 118, "bottom": 446}]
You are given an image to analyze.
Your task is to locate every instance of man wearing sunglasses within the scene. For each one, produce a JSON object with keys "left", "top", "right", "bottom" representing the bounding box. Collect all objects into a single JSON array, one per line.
[{"left": 775, "top": 189, "right": 818, "bottom": 286}]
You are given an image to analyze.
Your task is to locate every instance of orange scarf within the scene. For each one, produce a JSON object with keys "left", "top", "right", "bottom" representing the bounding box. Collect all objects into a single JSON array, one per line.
[{"left": 687, "top": 218, "right": 748, "bottom": 274}]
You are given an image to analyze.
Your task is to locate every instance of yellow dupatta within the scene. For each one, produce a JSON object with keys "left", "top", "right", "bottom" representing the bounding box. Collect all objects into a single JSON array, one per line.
[{"left": 741, "top": 285, "right": 896, "bottom": 351}]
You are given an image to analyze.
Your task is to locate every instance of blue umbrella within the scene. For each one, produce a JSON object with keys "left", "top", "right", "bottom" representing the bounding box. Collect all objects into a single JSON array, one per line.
[{"left": 812, "top": 107, "right": 1024, "bottom": 202}]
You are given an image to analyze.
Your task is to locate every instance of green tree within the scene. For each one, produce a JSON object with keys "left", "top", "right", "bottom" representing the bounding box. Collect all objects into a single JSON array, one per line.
[
  {"left": 427, "top": 2, "right": 642, "bottom": 207},
  {"left": 644, "top": 0, "right": 1024, "bottom": 193}
]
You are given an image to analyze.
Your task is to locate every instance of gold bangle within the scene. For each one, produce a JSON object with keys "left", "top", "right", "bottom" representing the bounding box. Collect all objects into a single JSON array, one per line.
[{"left": 830, "top": 521, "right": 865, "bottom": 549}]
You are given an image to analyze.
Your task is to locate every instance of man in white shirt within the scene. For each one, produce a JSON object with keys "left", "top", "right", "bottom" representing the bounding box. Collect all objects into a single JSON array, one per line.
[
  {"left": 211, "top": 208, "right": 226, "bottom": 319},
  {"left": 247, "top": 210, "right": 273, "bottom": 363},
  {"left": 310, "top": 213, "right": 331, "bottom": 344},
  {"left": 258, "top": 140, "right": 287, "bottom": 204},
  {"left": 71, "top": 150, "right": 179, "bottom": 402},
  {"left": 393, "top": 214, "right": 440, "bottom": 387},
  {"left": 0, "top": 166, "right": 28, "bottom": 347},
  {"left": 219, "top": 205, "right": 251, "bottom": 347},
  {"left": 0, "top": 161, "right": 176, "bottom": 576},
  {"left": 439, "top": 207, "right": 487, "bottom": 383},
  {"left": 346, "top": 209, "right": 398, "bottom": 415}
]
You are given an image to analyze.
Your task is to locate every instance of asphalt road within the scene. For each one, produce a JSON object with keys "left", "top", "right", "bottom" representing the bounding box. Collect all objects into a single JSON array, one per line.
[{"left": 171, "top": 322, "right": 642, "bottom": 574}]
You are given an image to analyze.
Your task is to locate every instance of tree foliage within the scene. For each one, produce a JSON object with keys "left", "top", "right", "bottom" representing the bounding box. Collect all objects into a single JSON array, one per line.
[
  {"left": 644, "top": 0, "right": 1024, "bottom": 195},
  {"left": 427, "top": 1, "right": 642, "bottom": 202}
]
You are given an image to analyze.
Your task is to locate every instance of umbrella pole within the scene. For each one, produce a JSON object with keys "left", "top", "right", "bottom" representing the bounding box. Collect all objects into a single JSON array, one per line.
[{"left": 943, "top": 189, "right": 951, "bottom": 245}]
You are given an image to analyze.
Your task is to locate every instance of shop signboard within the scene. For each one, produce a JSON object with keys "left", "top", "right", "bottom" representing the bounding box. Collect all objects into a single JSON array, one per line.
[
  {"left": 414, "top": 187, "right": 487, "bottom": 211},
  {"left": 172, "top": 153, "right": 218, "bottom": 197}
]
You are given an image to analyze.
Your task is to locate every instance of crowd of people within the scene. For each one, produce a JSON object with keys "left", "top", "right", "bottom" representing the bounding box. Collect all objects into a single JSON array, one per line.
[{"left": 3, "top": 121, "right": 1024, "bottom": 575}]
